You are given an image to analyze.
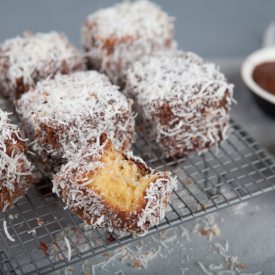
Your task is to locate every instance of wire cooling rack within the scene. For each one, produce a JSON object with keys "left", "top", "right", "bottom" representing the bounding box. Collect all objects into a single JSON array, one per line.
[{"left": 1, "top": 118, "right": 275, "bottom": 275}]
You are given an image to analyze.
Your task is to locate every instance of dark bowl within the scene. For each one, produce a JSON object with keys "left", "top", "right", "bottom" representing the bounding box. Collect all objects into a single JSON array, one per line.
[{"left": 251, "top": 90, "right": 275, "bottom": 117}]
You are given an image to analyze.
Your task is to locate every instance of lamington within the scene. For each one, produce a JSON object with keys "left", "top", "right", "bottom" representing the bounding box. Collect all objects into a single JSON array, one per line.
[
  {"left": 17, "top": 71, "right": 135, "bottom": 176},
  {"left": 0, "top": 31, "right": 85, "bottom": 101},
  {"left": 0, "top": 109, "right": 33, "bottom": 211},
  {"left": 53, "top": 136, "right": 177, "bottom": 235},
  {"left": 125, "top": 51, "right": 234, "bottom": 157},
  {"left": 81, "top": 0, "right": 175, "bottom": 86}
]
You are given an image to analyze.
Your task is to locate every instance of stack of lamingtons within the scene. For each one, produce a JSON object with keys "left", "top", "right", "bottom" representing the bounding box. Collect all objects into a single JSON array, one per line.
[{"left": 0, "top": 0, "right": 234, "bottom": 236}]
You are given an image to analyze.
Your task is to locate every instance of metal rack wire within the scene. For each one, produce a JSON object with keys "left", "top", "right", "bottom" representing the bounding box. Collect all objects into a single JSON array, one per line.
[{"left": 1, "top": 119, "right": 275, "bottom": 274}]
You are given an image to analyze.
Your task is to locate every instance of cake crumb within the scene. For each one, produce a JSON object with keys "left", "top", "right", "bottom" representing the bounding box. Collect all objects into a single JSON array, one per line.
[
  {"left": 36, "top": 217, "right": 44, "bottom": 226},
  {"left": 103, "top": 252, "right": 111, "bottom": 257},
  {"left": 200, "top": 228, "right": 209, "bottom": 236},
  {"left": 132, "top": 259, "right": 142, "bottom": 269},
  {"left": 239, "top": 263, "right": 246, "bottom": 269},
  {"left": 39, "top": 241, "right": 49, "bottom": 256}
]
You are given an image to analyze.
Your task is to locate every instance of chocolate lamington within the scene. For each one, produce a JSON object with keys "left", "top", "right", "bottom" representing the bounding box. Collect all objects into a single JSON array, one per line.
[
  {"left": 0, "top": 109, "right": 33, "bottom": 211},
  {"left": 126, "top": 51, "right": 234, "bottom": 157},
  {"left": 17, "top": 71, "right": 135, "bottom": 176},
  {"left": 82, "top": 0, "right": 175, "bottom": 86},
  {"left": 53, "top": 138, "right": 177, "bottom": 235},
  {"left": 0, "top": 31, "right": 85, "bottom": 101}
]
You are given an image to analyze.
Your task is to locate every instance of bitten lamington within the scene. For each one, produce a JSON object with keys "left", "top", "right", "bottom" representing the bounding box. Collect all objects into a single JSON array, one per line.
[
  {"left": 0, "top": 31, "right": 85, "bottom": 101},
  {"left": 53, "top": 137, "right": 177, "bottom": 235},
  {"left": 82, "top": 0, "right": 175, "bottom": 86},
  {"left": 17, "top": 71, "right": 135, "bottom": 176},
  {"left": 126, "top": 51, "right": 234, "bottom": 157},
  {"left": 0, "top": 109, "right": 33, "bottom": 211}
]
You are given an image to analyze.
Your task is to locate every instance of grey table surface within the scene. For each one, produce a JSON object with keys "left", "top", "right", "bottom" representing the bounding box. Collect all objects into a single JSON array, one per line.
[{"left": 0, "top": 1, "right": 275, "bottom": 274}]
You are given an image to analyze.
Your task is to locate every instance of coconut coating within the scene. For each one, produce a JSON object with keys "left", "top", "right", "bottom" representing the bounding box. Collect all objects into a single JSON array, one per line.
[
  {"left": 16, "top": 71, "right": 135, "bottom": 176},
  {"left": 126, "top": 50, "right": 234, "bottom": 157},
  {"left": 0, "top": 109, "right": 33, "bottom": 211},
  {"left": 53, "top": 139, "right": 177, "bottom": 235},
  {"left": 82, "top": 0, "right": 175, "bottom": 86},
  {"left": 0, "top": 31, "right": 85, "bottom": 101}
]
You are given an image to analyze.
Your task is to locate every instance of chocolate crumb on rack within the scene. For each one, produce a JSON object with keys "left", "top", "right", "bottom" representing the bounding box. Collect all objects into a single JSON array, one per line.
[
  {"left": 126, "top": 50, "right": 234, "bottom": 157},
  {"left": 0, "top": 31, "right": 85, "bottom": 101},
  {"left": 16, "top": 71, "right": 135, "bottom": 176},
  {"left": 0, "top": 109, "right": 33, "bottom": 211},
  {"left": 82, "top": 0, "right": 175, "bottom": 87}
]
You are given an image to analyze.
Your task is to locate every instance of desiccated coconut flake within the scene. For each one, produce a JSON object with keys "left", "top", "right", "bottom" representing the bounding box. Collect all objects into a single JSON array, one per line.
[
  {"left": 197, "top": 261, "right": 213, "bottom": 275},
  {"left": 64, "top": 237, "right": 72, "bottom": 261},
  {"left": 3, "top": 220, "right": 15, "bottom": 242}
]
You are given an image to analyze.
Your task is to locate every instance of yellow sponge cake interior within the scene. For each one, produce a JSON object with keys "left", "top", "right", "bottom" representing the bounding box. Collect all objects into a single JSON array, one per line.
[{"left": 87, "top": 145, "right": 157, "bottom": 212}]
